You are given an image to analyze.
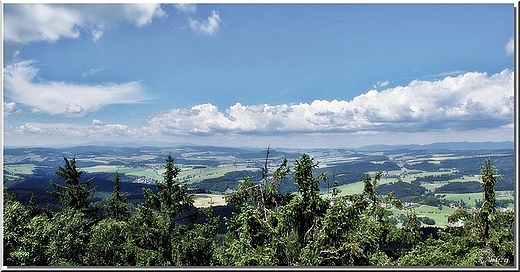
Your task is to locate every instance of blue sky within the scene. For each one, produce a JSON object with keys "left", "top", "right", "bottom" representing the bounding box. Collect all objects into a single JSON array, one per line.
[{"left": 2, "top": 3, "right": 516, "bottom": 149}]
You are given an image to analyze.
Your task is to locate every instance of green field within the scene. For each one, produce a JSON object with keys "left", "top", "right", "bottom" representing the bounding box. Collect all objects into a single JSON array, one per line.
[
  {"left": 391, "top": 204, "right": 456, "bottom": 227},
  {"left": 175, "top": 164, "right": 253, "bottom": 184},
  {"left": 4, "top": 163, "right": 37, "bottom": 175},
  {"left": 83, "top": 165, "right": 162, "bottom": 180},
  {"left": 328, "top": 176, "right": 404, "bottom": 197},
  {"left": 3, "top": 164, "right": 38, "bottom": 185},
  {"left": 81, "top": 163, "right": 255, "bottom": 185},
  {"left": 440, "top": 191, "right": 514, "bottom": 209}
]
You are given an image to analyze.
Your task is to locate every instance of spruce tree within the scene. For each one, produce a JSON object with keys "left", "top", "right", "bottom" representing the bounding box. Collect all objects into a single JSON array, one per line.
[
  {"left": 28, "top": 193, "right": 40, "bottom": 217},
  {"left": 105, "top": 171, "right": 130, "bottom": 221},
  {"left": 48, "top": 156, "right": 97, "bottom": 215},
  {"left": 477, "top": 157, "right": 499, "bottom": 243}
]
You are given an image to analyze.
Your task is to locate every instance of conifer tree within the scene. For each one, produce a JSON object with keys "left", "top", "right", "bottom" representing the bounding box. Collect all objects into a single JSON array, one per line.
[
  {"left": 28, "top": 193, "right": 40, "bottom": 217},
  {"left": 48, "top": 156, "right": 98, "bottom": 215},
  {"left": 287, "top": 153, "right": 328, "bottom": 246},
  {"left": 477, "top": 157, "right": 499, "bottom": 243},
  {"left": 157, "top": 154, "right": 192, "bottom": 219},
  {"left": 105, "top": 171, "right": 130, "bottom": 221},
  {"left": 130, "top": 154, "right": 196, "bottom": 265}
]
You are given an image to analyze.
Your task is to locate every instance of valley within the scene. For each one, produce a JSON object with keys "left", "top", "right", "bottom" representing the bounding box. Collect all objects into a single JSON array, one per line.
[{"left": 3, "top": 142, "right": 515, "bottom": 227}]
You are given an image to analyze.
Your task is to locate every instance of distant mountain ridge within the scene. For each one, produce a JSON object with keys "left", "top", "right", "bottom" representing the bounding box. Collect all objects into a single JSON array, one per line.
[
  {"left": 356, "top": 141, "right": 514, "bottom": 151},
  {"left": 3, "top": 140, "right": 514, "bottom": 151}
]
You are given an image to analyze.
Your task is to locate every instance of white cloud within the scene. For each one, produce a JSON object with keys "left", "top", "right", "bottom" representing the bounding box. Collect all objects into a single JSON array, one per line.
[
  {"left": 505, "top": 37, "right": 514, "bottom": 56},
  {"left": 92, "top": 119, "right": 104, "bottom": 126},
  {"left": 31, "top": 108, "right": 44, "bottom": 114},
  {"left": 3, "top": 69, "right": 514, "bottom": 148},
  {"left": 66, "top": 102, "right": 85, "bottom": 114},
  {"left": 419, "top": 70, "right": 467, "bottom": 80},
  {"left": 373, "top": 80, "right": 389, "bottom": 89},
  {"left": 3, "top": 102, "right": 22, "bottom": 115},
  {"left": 3, "top": 4, "right": 166, "bottom": 43},
  {"left": 88, "top": 121, "right": 138, "bottom": 137},
  {"left": 189, "top": 10, "right": 221, "bottom": 35},
  {"left": 176, "top": 4, "right": 197, "bottom": 13},
  {"left": 91, "top": 29, "right": 104, "bottom": 42},
  {"left": 4, "top": 60, "right": 149, "bottom": 116},
  {"left": 121, "top": 4, "right": 167, "bottom": 27},
  {"left": 82, "top": 67, "right": 106, "bottom": 78},
  {"left": 147, "top": 70, "right": 514, "bottom": 136},
  {"left": 8, "top": 121, "right": 140, "bottom": 138}
]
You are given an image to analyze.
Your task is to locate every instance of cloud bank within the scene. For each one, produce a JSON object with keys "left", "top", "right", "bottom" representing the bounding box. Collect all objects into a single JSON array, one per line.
[
  {"left": 4, "top": 69, "right": 514, "bottom": 148},
  {"left": 4, "top": 60, "right": 149, "bottom": 116},
  {"left": 147, "top": 70, "right": 514, "bottom": 135},
  {"left": 6, "top": 120, "right": 140, "bottom": 139}
]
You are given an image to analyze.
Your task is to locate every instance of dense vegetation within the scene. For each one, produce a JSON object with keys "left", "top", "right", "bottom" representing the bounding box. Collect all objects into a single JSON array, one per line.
[{"left": 3, "top": 152, "right": 514, "bottom": 266}]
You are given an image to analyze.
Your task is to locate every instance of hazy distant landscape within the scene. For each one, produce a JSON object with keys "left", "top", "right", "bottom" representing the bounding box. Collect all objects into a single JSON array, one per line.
[{"left": 4, "top": 141, "right": 515, "bottom": 228}]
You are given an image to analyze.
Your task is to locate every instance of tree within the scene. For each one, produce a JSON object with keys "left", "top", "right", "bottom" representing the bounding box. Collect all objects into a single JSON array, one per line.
[
  {"left": 3, "top": 189, "right": 31, "bottom": 266},
  {"left": 281, "top": 154, "right": 328, "bottom": 250},
  {"left": 404, "top": 210, "right": 421, "bottom": 245},
  {"left": 157, "top": 154, "right": 193, "bottom": 219},
  {"left": 477, "top": 157, "right": 499, "bottom": 242},
  {"left": 12, "top": 208, "right": 91, "bottom": 266},
  {"left": 86, "top": 218, "right": 135, "bottom": 266},
  {"left": 105, "top": 171, "right": 130, "bottom": 221},
  {"left": 27, "top": 193, "right": 41, "bottom": 217},
  {"left": 219, "top": 153, "right": 294, "bottom": 266},
  {"left": 48, "top": 156, "right": 98, "bottom": 216},
  {"left": 130, "top": 154, "right": 203, "bottom": 266}
]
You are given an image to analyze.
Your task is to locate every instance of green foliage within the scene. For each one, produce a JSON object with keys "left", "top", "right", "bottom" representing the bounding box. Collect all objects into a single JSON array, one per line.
[
  {"left": 105, "top": 171, "right": 131, "bottom": 221},
  {"left": 27, "top": 193, "right": 41, "bottom": 217},
  {"left": 156, "top": 155, "right": 194, "bottom": 219},
  {"left": 3, "top": 153, "right": 515, "bottom": 267},
  {"left": 216, "top": 205, "right": 278, "bottom": 265},
  {"left": 48, "top": 156, "right": 98, "bottom": 216},
  {"left": 10, "top": 208, "right": 91, "bottom": 266},
  {"left": 3, "top": 190, "right": 31, "bottom": 266},
  {"left": 86, "top": 218, "right": 135, "bottom": 266},
  {"left": 176, "top": 209, "right": 220, "bottom": 266},
  {"left": 403, "top": 210, "right": 421, "bottom": 245},
  {"left": 478, "top": 157, "right": 499, "bottom": 242},
  {"left": 287, "top": 154, "right": 329, "bottom": 246},
  {"left": 127, "top": 154, "right": 219, "bottom": 266}
]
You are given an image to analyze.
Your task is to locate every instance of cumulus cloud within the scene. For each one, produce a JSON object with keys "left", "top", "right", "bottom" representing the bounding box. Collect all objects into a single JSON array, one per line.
[
  {"left": 147, "top": 70, "right": 514, "bottom": 136},
  {"left": 4, "top": 102, "right": 22, "bottom": 115},
  {"left": 4, "top": 60, "right": 149, "bottom": 116},
  {"left": 4, "top": 70, "right": 514, "bottom": 147},
  {"left": 92, "top": 119, "right": 104, "bottom": 126},
  {"left": 3, "top": 4, "right": 166, "bottom": 43},
  {"left": 88, "top": 120, "right": 138, "bottom": 137},
  {"left": 505, "top": 37, "right": 514, "bottom": 56},
  {"left": 189, "top": 10, "right": 221, "bottom": 35}
]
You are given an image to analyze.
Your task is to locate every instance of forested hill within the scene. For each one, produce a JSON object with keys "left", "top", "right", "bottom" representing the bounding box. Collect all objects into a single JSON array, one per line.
[{"left": 356, "top": 141, "right": 514, "bottom": 151}]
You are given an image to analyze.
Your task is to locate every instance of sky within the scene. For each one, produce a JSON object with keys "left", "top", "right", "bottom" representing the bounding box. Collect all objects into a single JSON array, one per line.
[{"left": 2, "top": 2, "right": 517, "bottom": 149}]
